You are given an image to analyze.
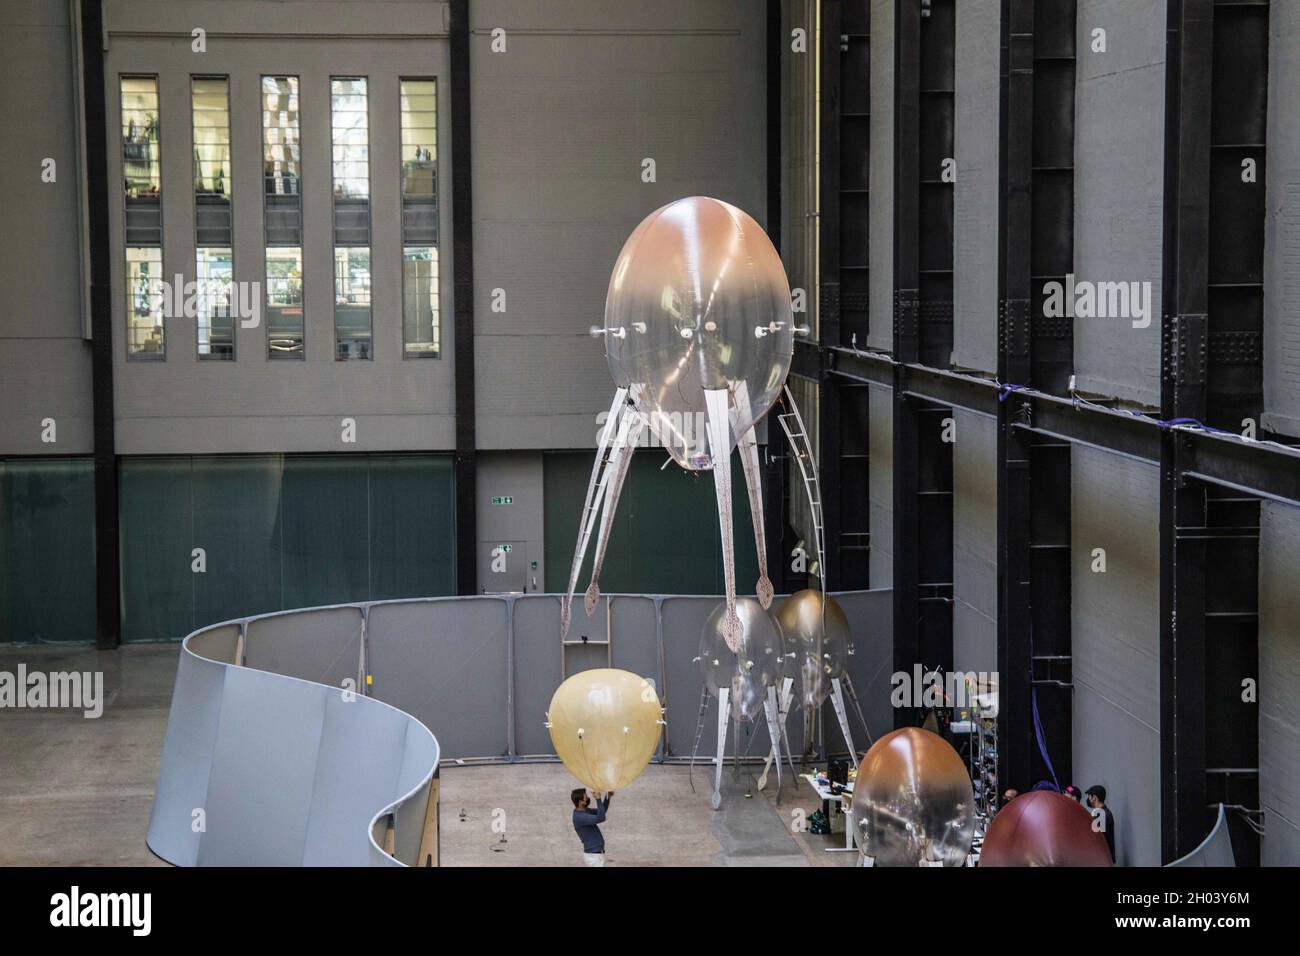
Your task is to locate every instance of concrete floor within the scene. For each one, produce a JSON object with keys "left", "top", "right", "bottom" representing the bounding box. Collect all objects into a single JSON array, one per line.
[{"left": 0, "top": 642, "right": 854, "bottom": 867}]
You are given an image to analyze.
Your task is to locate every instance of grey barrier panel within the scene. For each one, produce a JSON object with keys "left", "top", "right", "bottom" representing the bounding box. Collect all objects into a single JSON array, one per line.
[
  {"left": 511, "top": 595, "right": 566, "bottom": 755},
  {"left": 148, "top": 621, "right": 440, "bottom": 867},
  {"left": 1167, "top": 804, "right": 1236, "bottom": 867},
  {"left": 189, "top": 622, "right": 240, "bottom": 664},
  {"left": 609, "top": 596, "right": 660, "bottom": 691},
  {"left": 367, "top": 598, "right": 511, "bottom": 759},
  {"left": 245, "top": 605, "right": 362, "bottom": 690},
  {"left": 610, "top": 596, "right": 663, "bottom": 759},
  {"left": 198, "top": 666, "right": 327, "bottom": 865},
  {"left": 146, "top": 624, "right": 235, "bottom": 866},
  {"left": 302, "top": 689, "right": 412, "bottom": 866}
]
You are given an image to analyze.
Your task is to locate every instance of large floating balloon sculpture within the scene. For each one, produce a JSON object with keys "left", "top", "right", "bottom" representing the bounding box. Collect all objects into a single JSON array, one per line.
[
  {"left": 767, "top": 590, "right": 873, "bottom": 779},
  {"left": 690, "top": 597, "right": 789, "bottom": 809},
  {"left": 560, "top": 197, "right": 807, "bottom": 652},
  {"left": 853, "top": 727, "right": 976, "bottom": 866},
  {"left": 546, "top": 669, "right": 665, "bottom": 793},
  {"left": 979, "top": 790, "right": 1113, "bottom": 867}
]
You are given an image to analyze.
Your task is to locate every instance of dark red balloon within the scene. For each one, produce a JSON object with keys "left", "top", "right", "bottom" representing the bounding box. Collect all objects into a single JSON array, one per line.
[{"left": 980, "top": 791, "right": 1112, "bottom": 867}]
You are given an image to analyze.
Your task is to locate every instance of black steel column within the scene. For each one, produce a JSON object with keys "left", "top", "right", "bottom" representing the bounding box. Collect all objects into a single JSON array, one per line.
[
  {"left": 450, "top": 0, "right": 478, "bottom": 595},
  {"left": 1159, "top": 0, "right": 1213, "bottom": 863},
  {"left": 997, "top": 0, "right": 1035, "bottom": 791},
  {"left": 764, "top": 0, "right": 789, "bottom": 595},
  {"left": 818, "top": 0, "right": 844, "bottom": 590},
  {"left": 891, "top": 0, "right": 922, "bottom": 726},
  {"left": 81, "top": 0, "right": 120, "bottom": 649}
]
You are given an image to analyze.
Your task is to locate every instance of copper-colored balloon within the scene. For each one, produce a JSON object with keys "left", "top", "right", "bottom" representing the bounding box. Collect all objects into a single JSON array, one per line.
[
  {"left": 980, "top": 790, "right": 1113, "bottom": 867},
  {"left": 853, "top": 727, "right": 975, "bottom": 866}
]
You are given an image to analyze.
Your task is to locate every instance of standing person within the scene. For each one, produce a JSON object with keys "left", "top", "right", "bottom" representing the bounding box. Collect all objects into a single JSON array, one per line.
[
  {"left": 1086, "top": 785, "right": 1116, "bottom": 863},
  {"left": 571, "top": 788, "right": 613, "bottom": 866}
]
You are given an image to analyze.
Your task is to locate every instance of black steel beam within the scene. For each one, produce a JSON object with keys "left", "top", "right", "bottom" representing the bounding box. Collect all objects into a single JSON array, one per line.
[
  {"left": 450, "top": 0, "right": 478, "bottom": 595},
  {"left": 81, "top": 0, "right": 121, "bottom": 649},
  {"left": 803, "top": 338, "right": 1300, "bottom": 503}
]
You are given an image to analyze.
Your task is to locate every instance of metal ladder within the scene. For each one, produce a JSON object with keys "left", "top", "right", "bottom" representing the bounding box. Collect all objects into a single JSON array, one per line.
[{"left": 776, "top": 384, "right": 826, "bottom": 580}]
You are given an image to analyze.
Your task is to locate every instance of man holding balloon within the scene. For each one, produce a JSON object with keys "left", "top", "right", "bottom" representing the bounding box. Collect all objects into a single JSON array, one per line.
[{"left": 571, "top": 788, "right": 614, "bottom": 866}]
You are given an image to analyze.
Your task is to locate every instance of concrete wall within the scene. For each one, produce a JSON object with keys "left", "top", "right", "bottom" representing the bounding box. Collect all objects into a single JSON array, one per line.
[
  {"left": 867, "top": 0, "right": 894, "bottom": 352},
  {"left": 952, "top": 409, "right": 997, "bottom": 673},
  {"left": 950, "top": 0, "right": 1000, "bottom": 374},
  {"left": 1258, "top": 501, "right": 1300, "bottom": 865},
  {"left": 1072, "top": 0, "right": 1165, "bottom": 407},
  {"left": 103, "top": 2, "right": 456, "bottom": 454},
  {"left": 469, "top": 0, "right": 767, "bottom": 449},
  {"left": 1071, "top": 445, "right": 1161, "bottom": 866},
  {"left": 1263, "top": 2, "right": 1300, "bottom": 438},
  {"left": 868, "top": 384, "right": 893, "bottom": 589},
  {"left": 0, "top": 0, "right": 94, "bottom": 455}
]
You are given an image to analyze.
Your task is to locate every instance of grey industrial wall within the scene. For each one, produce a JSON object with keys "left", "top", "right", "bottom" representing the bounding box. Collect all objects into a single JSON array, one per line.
[
  {"left": 0, "top": 1, "right": 94, "bottom": 456},
  {"left": 103, "top": 3, "right": 456, "bottom": 454},
  {"left": 469, "top": 0, "right": 767, "bottom": 450},
  {"left": 477, "top": 452, "right": 545, "bottom": 594},
  {"left": 1264, "top": 3, "right": 1300, "bottom": 438},
  {"left": 1071, "top": 445, "right": 1161, "bottom": 867},
  {"left": 1258, "top": 501, "right": 1300, "bottom": 865},
  {"left": 950, "top": 0, "right": 1000, "bottom": 374},
  {"left": 868, "top": 384, "right": 892, "bottom": 589},
  {"left": 1072, "top": 0, "right": 1165, "bottom": 407},
  {"left": 867, "top": 0, "right": 894, "bottom": 352},
  {"left": 952, "top": 409, "right": 997, "bottom": 674}
]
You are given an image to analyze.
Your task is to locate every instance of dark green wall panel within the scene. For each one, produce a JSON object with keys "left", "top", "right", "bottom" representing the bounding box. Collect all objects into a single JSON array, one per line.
[
  {"left": 0, "top": 458, "right": 96, "bottom": 643},
  {"left": 543, "top": 451, "right": 759, "bottom": 596},
  {"left": 118, "top": 454, "right": 455, "bottom": 642}
]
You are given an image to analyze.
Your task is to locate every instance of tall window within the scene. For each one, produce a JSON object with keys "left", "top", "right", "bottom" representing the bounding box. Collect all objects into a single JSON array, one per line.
[
  {"left": 331, "top": 77, "right": 371, "bottom": 359},
  {"left": 262, "top": 76, "right": 303, "bottom": 357},
  {"left": 400, "top": 79, "right": 439, "bottom": 356},
  {"left": 121, "top": 76, "right": 163, "bottom": 358},
  {"left": 193, "top": 77, "right": 233, "bottom": 359}
]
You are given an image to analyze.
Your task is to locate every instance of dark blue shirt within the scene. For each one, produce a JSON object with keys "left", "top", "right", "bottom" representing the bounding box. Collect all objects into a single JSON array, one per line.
[{"left": 573, "top": 795, "right": 611, "bottom": 853}]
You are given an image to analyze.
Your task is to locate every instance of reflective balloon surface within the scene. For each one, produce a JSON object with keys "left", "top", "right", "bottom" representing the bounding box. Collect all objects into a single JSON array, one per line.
[
  {"left": 774, "top": 589, "right": 849, "bottom": 710},
  {"left": 547, "top": 668, "right": 663, "bottom": 792},
  {"left": 603, "top": 197, "right": 794, "bottom": 470},
  {"left": 980, "top": 791, "right": 1112, "bottom": 867},
  {"left": 853, "top": 728, "right": 976, "bottom": 867},
  {"left": 699, "top": 597, "right": 786, "bottom": 722}
]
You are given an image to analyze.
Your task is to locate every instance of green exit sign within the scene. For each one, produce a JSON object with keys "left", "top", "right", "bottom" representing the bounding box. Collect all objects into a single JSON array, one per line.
[
  {"left": 491, "top": 495, "right": 514, "bottom": 505},
  {"left": 499, "top": 544, "right": 513, "bottom": 552}
]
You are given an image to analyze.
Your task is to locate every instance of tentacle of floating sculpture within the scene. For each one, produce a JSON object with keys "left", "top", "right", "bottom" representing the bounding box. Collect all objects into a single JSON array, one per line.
[
  {"left": 560, "top": 386, "right": 629, "bottom": 638},
  {"left": 705, "top": 388, "right": 742, "bottom": 651},
  {"left": 584, "top": 410, "right": 645, "bottom": 616},
  {"left": 733, "top": 381, "right": 773, "bottom": 610}
]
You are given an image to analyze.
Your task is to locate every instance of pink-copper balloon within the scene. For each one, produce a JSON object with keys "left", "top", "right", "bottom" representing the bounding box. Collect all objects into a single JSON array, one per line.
[{"left": 980, "top": 790, "right": 1113, "bottom": 867}]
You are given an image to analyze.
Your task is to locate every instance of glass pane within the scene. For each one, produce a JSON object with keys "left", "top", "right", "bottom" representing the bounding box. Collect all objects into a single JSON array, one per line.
[
  {"left": 266, "top": 246, "right": 304, "bottom": 357},
  {"left": 119, "top": 458, "right": 195, "bottom": 642},
  {"left": 191, "top": 456, "right": 283, "bottom": 624},
  {"left": 126, "top": 246, "right": 165, "bottom": 358},
  {"left": 191, "top": 77, "right": 231, "bottom": 196},
  {"left": 369, "top": 456, "right": 456, "bottom": 599},
  {"left": 399, "top": 79, "right": 437, "bottom": 199},
  {"left": 0, "top": 458, "right": 96, "bottom": 643},
  {"left": 121, "top": 76, "right": 160, "bottom": 198},
  {"left": 402, "top": 246, "right": 439, "bottom": 356},
  {"left": 279, "top": 456, "right": 370, "bottom": 607},
  {"left": 331, "top": 77, "right": 369, "bottom": 199},
  {"left": 262, "top": 76, "right": 301, "bottom": 196},
  {"left": 196, "top": 247, "right": 234, "bottom": 360},
  {"left": 334, "top": 247, "right": 371, "bottom": 360}
]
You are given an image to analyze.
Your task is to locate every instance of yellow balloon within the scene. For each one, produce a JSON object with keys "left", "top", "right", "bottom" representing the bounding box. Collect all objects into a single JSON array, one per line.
[{"left": 547, "top": 668, "right": 663, "bottom": 792}]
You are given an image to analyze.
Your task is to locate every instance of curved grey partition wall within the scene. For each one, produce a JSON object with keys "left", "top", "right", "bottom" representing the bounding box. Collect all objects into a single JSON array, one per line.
[
  {"left": 147, "top": 618, "right": 439, "bottom": 867},
  {"left": 149, "top": 589, "right": 890, "bottom": 866}
]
